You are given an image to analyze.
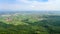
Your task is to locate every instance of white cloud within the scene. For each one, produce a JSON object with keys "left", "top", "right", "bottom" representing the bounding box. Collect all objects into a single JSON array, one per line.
[{"left": 0, "top": 0, "right": 60, "bottom": 11}]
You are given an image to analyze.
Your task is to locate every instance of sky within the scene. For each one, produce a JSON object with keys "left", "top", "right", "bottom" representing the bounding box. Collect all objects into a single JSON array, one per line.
[{"left": 0, "top": 0, "right": 60, "bottom": 11}]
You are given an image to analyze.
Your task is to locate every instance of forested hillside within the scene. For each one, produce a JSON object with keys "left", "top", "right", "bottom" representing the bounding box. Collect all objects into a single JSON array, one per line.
[{"left": 0, "top": 12, "right": 60, "bottom": 34}]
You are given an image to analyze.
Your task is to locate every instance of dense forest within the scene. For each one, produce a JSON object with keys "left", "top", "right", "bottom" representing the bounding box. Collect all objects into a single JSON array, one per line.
[{"left": 0, "top": 11, "right": 60, "bottom": 34}]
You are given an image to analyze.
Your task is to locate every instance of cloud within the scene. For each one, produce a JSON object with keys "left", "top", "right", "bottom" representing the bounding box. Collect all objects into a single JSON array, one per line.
[
  {"left": 0, "top": 0, "right": 60, "bottom": 11},
  {"left": 16, "top": 0, "right": 60, "bottom": 10}
]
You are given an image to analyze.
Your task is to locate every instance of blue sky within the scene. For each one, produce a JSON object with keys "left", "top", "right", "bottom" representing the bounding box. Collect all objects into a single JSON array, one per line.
[{"left": 0, "top": 0, "right": 60, "bottom": 11}]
